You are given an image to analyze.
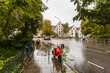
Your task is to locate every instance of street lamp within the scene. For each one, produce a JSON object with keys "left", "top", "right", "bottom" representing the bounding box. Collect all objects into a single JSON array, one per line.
[
  {"left": 46, "top": 0, "right": 48, "bottom": 3},
  {"left": 54, "top": 16, "right": 62, "bottom": 37},
  {"left": 54, "top": 16, "right": 64, "bottom": 71},
  {"left": 54, "top": 16, "right": 61, "bottom": 22}
]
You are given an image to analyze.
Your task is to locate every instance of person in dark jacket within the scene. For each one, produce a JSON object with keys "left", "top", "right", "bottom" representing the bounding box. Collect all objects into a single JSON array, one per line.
[{"left": 36, "top": 39, "right": 41, "bottom": 48}]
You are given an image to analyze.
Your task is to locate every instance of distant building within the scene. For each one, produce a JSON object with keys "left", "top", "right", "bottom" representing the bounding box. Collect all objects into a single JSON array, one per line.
[
  {"left": 75, "top": 27, "right": 82, "bottom": 38},
  {"left": 53, "top": 22, "right": 82, "bottom": 38},
  {"left": 33, "top": 30, "right": 42, "bottom": 38},
  {"left": 53, "top": 21, "right": 64, "bottom": 37},
  {"left": 68, "top": 26, "right": 82, "bottom": 38},
  {"left": 68, "top": 25, "right": 76, "bottom": 38}
]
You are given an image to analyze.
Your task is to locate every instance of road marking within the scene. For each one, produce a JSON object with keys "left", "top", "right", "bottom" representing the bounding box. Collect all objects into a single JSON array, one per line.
[
  {"left": 106, "top": 51, "right": 110, "bottom": 54},
  {"left": 87, "top": 61, "right": 104, "bottom": 70},
  {"left": 86, "top": 49, "right": 107, "bottom": 54}
]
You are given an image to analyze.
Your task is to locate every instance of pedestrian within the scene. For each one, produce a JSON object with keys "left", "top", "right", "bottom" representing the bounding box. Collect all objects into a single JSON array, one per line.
[
  {"left": 52, "top": 46, "right": 62, "bottom": 62},
  {"left": 36, "top": 39, "right": 41, "bottom": 49}
]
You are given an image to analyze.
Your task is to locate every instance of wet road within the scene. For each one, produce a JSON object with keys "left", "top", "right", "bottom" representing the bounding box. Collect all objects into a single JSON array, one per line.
[
  {"left": 23, "top": 40, "right": 74, "bottom": 73},
  {"left": 42, "top": 38, "right": 110, "bottom": 73}
]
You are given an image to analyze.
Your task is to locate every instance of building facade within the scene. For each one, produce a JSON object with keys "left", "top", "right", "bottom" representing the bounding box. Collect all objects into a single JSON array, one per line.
[
  {"left": 54, "top": 21, "right": 64, "bottom": 37},
  {"left": 68, "top": 26, "right": 82, "bottom": 38},
  {"left": 68, "top": 25, "right": 76, "bottom": 38},
  {"left": 53, "top": 22, "right": 82, "bottom": 38},
  {"left": 75, "top": 27, "right": 82, "bottom": 38}
]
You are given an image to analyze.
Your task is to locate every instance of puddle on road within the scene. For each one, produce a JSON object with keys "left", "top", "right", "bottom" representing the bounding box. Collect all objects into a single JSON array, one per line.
[
  {"left": 41, "top": 39, "right": 110, "bottom": 73},
  {"left": 33, "top": 44, "right": 62, "bottom": 73}
]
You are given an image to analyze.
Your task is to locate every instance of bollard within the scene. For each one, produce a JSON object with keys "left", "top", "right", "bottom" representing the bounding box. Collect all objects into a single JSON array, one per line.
[
  {"left": 61, "top": 44, "right": 64, "bottom": 72},
  {"left": 48, "top": 43, "right": 50, "bottom": 53},
  {"left": 104, "top": 39, "right": 105, "bottom": 46}
]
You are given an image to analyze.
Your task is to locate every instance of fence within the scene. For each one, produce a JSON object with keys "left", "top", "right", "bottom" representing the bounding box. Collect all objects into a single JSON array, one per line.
[
  {"left": 89, "top": 38, "right": 110, "bottom": 46},
  {"left": 0, "top": 44, "right": 33, "bottom": 73},
  {"left": 80, "top": 38, "right": 110, "bottom": 46}
]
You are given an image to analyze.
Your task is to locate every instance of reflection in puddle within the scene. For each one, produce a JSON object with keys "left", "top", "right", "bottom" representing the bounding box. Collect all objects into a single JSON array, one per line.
[
  {"left": 32, "top": 41, "right": 76, "bottom": 73},
  {"left": 50, "top": 39, "right": 85, "bottom": 64},
  {"left": 49, "top": 39, "right": 110, "bottom": 73},
  {"left": 52, "top": 58, "right": 62, "bottom": 72},
  {"left": 33, "top": 43, "right": 63, "bottom": 73}
]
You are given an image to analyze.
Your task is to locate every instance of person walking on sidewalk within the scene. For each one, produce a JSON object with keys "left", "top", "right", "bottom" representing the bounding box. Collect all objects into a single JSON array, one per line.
[
  {"left": 36, "top": 39, "right": 41, "bottom": 49},
  {"left": 52, "top": 46, "right": 62, "bottom": 62}
]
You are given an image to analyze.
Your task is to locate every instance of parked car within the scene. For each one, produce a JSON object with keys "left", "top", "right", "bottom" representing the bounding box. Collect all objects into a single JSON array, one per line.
[{"left": 44, "top": 37, "right": 51, "bottom": 40}]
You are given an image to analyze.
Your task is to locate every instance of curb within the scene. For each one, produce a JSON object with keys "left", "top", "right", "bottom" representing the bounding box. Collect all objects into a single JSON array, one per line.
[{"left": 65, "top": 63, "right": 79, "bottom": 73}]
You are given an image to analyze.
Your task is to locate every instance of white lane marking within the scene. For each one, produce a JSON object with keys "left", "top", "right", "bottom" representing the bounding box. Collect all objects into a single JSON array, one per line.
[
  {"left": 86, "top": 49, "right": 107, "bottom": 54},
  {"left": 87, "top": 61, "right": 104, "bottom": 70},
  {"left": 106, "top": 51, "right": 110, "bottom": 54}
]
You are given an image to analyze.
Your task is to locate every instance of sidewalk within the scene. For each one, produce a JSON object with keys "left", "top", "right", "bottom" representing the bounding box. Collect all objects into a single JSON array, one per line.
[{"left": 22, "top": 48, "right": 75, "bottom": 73}]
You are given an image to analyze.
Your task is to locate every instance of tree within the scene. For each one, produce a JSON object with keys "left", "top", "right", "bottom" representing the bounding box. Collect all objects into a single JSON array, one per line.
[
  {"left": 81, "top": 18, "right": 94, "bottom": 36},
  {"left": 63, "top": 22, "right": 69, "bottom": 34},
  {"left": 42, "top": 20, "right": 55, "bottom": 36},
  {"left": 72, "top": 0, "right": 110, "bottom": 39},
  {"left": 0, "top": 0, "right": 47, "bottom": 48},
  {"left": 62, "top": 22, "right": 69, "bottom": 37},
  {"left": 0, "top": 0, "right": 48, "bottom": 70}
]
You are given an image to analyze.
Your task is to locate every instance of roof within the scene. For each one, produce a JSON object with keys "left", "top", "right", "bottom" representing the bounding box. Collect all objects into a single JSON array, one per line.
[
  {"left": 61, "top": 24, "right": 64, "bottom": 27},
  {"left": 76, "top": 27, "right": 81, "bottom": 30},
  {"left": 69, "top": 25, "right": 74, "bottom": 29}
]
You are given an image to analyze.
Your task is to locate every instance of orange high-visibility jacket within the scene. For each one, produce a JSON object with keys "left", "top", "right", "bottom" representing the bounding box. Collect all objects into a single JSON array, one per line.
[{"left": 52, "top": 47, "right": 61, "bottom": 56}]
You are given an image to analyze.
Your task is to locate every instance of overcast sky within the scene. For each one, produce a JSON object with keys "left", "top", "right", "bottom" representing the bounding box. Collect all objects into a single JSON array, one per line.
[{"left": 42, "top": 0, "right": 81, "bottom": 27}]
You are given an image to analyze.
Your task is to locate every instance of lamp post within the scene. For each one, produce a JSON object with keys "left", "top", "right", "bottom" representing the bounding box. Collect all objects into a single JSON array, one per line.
[
  {"left": 54, "top": 16, "right": 61, "bottom": 22},
  {"left": 54, "top": 16, "right": 63, "bottom": 37},
  {"left": 55, "top": 16, "right": 60, "bottom": 21},
  {"left": 46, "top": 0, "right": 48, "bottom": 3},
  {"left": 54, "top": 16, "right": 64, "bottom": 71}
]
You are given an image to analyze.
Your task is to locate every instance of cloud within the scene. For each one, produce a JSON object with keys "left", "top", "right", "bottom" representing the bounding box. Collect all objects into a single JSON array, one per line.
[{"left": 42, "top": 0, "right": 81, "bottom": 27}]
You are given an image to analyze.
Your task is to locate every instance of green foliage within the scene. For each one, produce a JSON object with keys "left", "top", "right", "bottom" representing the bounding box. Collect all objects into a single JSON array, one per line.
[
  {"left": 0, "top": 0, "right": 47, "bottom": 47},
  {"left": 63, "top": 22, "right": 69, "bottom": 34},
  {"left": 0, "top": 60, "right": 4, "bottom": 70},
  {"left": 0, "top": 0, "right": 46, "bottom": 40},
  {"left": 72, "top": 0, "right": 110, "bottom": 24},
  {"left": 0, "top": 47, "right": 20, "bottom": 70},
  {"left": 0, "top": 0, "right": 46, "bottom": 70},
  {"left": 81, "top": 19, "right": 110, "bottom": 38},
  {"left": 42, "top": 19, "right": 56, "bottom": 36},
  {"left": 0, "top": 48, "right": 20, "bottom": 59},
  {"left": 0, "top": 28, "right": 4, "bottom": 40},
  {"left": 91, "top": 24, "right": 110, "bottom": 38},
  {"left": 72, "top": 0, "right": 110, "bottom": 38},
  {"left": 81, "top": 19, "right": 94, "bottom": 36}
]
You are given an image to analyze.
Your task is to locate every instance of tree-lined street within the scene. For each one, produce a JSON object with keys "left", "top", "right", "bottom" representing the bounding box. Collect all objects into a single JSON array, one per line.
[{"left": 0, "top": 0, "right": 110, "bottom": 73}]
